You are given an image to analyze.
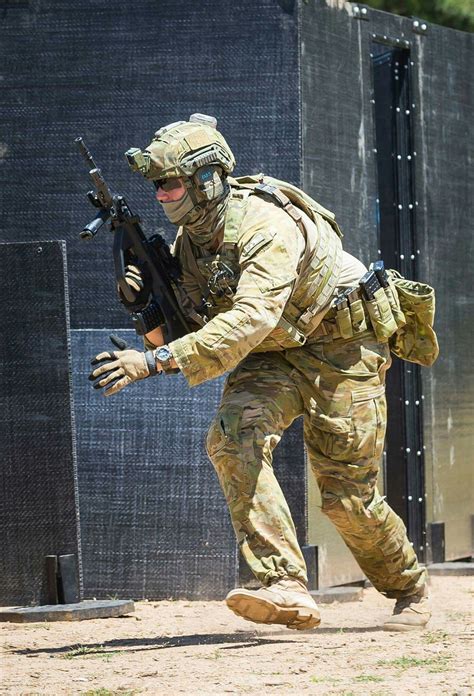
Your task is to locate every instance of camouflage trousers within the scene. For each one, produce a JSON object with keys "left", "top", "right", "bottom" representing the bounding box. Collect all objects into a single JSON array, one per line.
[{"left": 206, "top": 331, "right": 427, "bottom": 599}]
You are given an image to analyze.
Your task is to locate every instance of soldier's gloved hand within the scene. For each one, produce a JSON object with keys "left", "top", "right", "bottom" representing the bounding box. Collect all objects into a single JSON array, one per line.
[
  {"left": 89, "top": 335, "right": 160, "bottom": 397},
  {"left": 117, "top": 263, "right": 150, "bottom": 307}
]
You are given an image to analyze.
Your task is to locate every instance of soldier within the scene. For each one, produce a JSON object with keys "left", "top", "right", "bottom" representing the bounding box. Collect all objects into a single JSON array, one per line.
[{"left": 90, "top": 115, "right": 431, "bottom": 631}]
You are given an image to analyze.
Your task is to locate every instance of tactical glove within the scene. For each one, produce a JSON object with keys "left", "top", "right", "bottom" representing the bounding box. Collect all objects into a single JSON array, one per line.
[
  {"left": 89, "top": 335, "right": 160, "bottom": 397},
  {"left": 117, "top": 263, "right": 151, "bottom": 308}
]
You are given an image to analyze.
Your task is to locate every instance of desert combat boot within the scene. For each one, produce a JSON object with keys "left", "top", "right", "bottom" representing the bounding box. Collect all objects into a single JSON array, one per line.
[
  {"left": 383, "top": 585, "right": 431, "bottom": 632},
  {"left": 225, "top": 576, "right": 321, "bottom": 630}
]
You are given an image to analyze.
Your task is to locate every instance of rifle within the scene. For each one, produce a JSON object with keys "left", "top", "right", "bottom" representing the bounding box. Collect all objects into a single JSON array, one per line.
[{"left": 75, "top": 137, "right": 191, "bottom": 342}]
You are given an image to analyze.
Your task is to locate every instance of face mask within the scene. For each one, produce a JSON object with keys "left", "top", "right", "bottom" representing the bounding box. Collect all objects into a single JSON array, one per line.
[
  {"left": 156, "top": 172, "right": 230, "bottom": 246},
  {"left": 159, "top": 191, "right": 196, "bottom": 224},
  {"left": 184, "top": 186, "right": 231, "bottom": 248}
]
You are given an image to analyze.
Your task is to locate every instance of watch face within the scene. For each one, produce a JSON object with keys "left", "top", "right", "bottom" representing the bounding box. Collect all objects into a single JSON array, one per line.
[{"left": 156, "top": 347, "right": 172, "bottom": 362}]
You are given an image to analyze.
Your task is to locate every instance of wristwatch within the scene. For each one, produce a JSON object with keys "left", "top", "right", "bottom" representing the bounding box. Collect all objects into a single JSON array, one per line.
[{"left": 153, "top": 345, "right": 174, "bottom": 372}]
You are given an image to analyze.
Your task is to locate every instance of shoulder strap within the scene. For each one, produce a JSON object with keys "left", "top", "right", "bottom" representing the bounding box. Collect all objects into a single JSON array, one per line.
[
  {"left": 253, "top": 182, "right": 305, "bottom": 232},
  {"left": 222, "top": 188, "right": 252, "bottom": 247},
  {"left": 229, "top": 174, "right": 343, "bottom": 239},
  {"left": 180, "top": 230, "right": 208, "bottom": 294}
]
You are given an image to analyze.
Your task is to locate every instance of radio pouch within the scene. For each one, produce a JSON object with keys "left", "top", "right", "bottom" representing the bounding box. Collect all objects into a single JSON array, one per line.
[{"left": 387, "top": 270, "right": 439, "bottom": 367}]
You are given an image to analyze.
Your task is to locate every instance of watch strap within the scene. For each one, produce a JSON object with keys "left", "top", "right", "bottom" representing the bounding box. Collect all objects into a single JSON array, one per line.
[{"left": 144, "top": 350, "right": 158, "bottom": 376}]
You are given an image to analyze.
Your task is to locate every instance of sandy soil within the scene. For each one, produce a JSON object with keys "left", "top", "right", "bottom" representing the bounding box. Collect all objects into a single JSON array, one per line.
[{"left": 1, "top": 576, "right": 472, "bottom": 696}]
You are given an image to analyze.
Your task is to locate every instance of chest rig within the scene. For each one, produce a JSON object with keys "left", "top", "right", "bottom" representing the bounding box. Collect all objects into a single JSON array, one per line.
[{"left": 184, "top": 175, "right": 343, "bottom": 349}]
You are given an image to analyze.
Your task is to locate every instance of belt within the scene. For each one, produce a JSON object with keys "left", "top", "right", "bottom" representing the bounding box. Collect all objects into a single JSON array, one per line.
[
  {"left": 307, "top": 316, "right": 342, "bottom": 342},
  {"left": 306, "top": 288, "right": 373, "bottom": 343}
]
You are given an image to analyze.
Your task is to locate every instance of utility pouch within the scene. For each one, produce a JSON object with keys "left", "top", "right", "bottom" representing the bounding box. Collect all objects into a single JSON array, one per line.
[
  {"left": 387, "top": 270, "right": 439, "bottom": 367},
  {"left": 364, "top": 287, "right": 399, "bottom": 342},
  {"left": 335, "top": 304, "right": 353, "bottom": 339},
  {"left": 349, "top": 298, "right": 367, "bottom": 333}
]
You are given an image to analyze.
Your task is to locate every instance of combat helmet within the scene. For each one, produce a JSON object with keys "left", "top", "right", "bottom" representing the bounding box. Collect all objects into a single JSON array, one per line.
[{"left": 125, "top": 114, "right": 236, "bottom": 226}]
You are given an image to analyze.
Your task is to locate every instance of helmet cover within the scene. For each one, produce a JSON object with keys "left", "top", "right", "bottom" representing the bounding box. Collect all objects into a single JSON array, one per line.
[{"left": 125, "top": 116, "right": 235, "bottom": 231}]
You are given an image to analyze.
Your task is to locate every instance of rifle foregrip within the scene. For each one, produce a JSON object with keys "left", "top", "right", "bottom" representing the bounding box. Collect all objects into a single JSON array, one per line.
[{"left": 81, "top": 208, "right": 111, "bottom": 239}]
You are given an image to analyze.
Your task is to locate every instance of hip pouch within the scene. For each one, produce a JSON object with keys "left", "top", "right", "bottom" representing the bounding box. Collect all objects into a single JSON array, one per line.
[{"left": 387, "top": 270, "right": 439, "bottom": 367}]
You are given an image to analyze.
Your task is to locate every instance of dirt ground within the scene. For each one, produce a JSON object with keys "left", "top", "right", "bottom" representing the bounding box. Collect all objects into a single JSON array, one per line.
[{"left": 1, "top": 576, "right": 472, "bottom": 696}]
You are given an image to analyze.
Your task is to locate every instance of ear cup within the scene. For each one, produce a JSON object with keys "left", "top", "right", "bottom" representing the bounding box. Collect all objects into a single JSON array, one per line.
[{"left": 194, "top": 166, "right": 225, "bottom": 201}]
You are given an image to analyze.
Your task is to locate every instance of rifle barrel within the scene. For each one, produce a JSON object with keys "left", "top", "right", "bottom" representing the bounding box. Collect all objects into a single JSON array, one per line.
[{"left": 75, "top": 137, "right": 98, "bottom": 171}]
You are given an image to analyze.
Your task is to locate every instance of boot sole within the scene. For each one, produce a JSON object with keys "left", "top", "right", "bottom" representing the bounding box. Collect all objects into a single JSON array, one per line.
[{"left": 226, "top": 589, "right": 321, "bottom": 630}]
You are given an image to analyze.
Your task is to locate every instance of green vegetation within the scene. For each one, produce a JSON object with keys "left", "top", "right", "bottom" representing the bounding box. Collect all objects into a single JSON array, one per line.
[
  {"left": 354, "top": 674, "right": 385, "bottom": 682},
  {"left": 63, "top": 644, "right": 99, "bottom": 658},
  {"left": 423, "top": 629, "right": 449, "bottom": 644},
  {"left": 310, "top": 675, "right": 341, "bottom": 684},
  {"left": 84, "top": 690, "right": 138, "bottom": 696},
  {"left": 202, "top": 648, "right": 222, "bottom": 660},
  {"left": 62, "top": 644, "right": 115, "bottom": 661},
  {"left": 377, "top": 654, "right": 452, "bottom": 672},
  {"left": 363, "top": 0, "right": 473, "bottom": 32}
]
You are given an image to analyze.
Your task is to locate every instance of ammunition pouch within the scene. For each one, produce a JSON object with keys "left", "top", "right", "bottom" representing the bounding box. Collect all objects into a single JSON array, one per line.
[
  {"left": 349, "top": 298, "right": 368, "bottom": 334},
  {"left": 336, "top": 305, "right": 353, "bottom": 339},
  {"left": 387, "top": 270, "right": 439, "bottom": 367},
  {"left": 364, "top": 286, "right": 399, "bottom": 342}
]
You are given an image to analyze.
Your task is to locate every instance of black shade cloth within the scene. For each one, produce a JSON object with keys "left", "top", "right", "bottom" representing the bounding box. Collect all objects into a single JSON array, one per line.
[
  {"left": 72, "top": 330, "right": 306, "bottom": 600},
  {"left": 0, "top": 241, "right": 81, "bottom": 606},
  {"left": 1, "top": 0, "right": 472, "bottom": 595},
  {"left": 72, "top": 330, "right": 237, "bottom": 599},
  {"left": 0, "top": 0, "right": 300, "bottom": 329}
]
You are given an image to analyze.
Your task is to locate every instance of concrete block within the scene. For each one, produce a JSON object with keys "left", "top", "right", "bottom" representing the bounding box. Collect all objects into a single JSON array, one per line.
[
  {"left": 0, "top": 600, "right": 134, "bottom": 623},
  {"left": 309, "top": 586, "right": 363, "bottom": 603},
  {"left": 428, "top": 562, "right": 473, "bottom": 576}
]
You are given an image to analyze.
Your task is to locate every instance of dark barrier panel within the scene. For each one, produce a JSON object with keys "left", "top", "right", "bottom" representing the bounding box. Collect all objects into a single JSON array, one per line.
[
  {"left": 301, "top": 1, "right": 473, "bottom": 569},
  {"left": 0, "top": 241, "right": 81, "bottom": 606},
  {"left": 72, "top": 329, "right": 305, "bottom": 599},
  {"left": 2, "top": 0, "right": 471, "bottom": 596},
  {"left": 72, "top": 330, "right": 236, "bottom": 599},
  {"left": 0, "top": 0, "right": 300, "bottom": 329},
  {"left": 273, "top": 419, "right": 306, "bottom": 547},
  {"left": 411, "top": 20, "right": 473, "bottom": 560}
]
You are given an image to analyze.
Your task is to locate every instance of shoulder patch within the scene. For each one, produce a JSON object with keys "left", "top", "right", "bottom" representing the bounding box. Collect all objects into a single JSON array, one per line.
[{"left": 242, "top": 233, "right": 268, "bottom": 258}]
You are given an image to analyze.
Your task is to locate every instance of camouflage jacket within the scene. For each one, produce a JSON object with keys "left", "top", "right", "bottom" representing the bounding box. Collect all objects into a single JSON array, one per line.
[{"left": 168, "top": 185, "right": 344, "bottom": 386}]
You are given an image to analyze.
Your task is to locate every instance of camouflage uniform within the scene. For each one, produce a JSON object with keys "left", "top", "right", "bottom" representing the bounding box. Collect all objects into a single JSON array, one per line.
[
  {"left": 110, "top": 119, "right": 434, "bottom": 629},
  {"left": 168, "top": 188, "right": 426, "bottom": 599}
]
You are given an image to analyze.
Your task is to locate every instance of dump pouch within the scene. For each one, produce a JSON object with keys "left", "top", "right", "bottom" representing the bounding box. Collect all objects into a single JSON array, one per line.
[
  {"left": 387, "top": 270, "right": 439, "bottom": 367},
  {"left": 364, "top": 286, "right": 399, "bottom": 342}
]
